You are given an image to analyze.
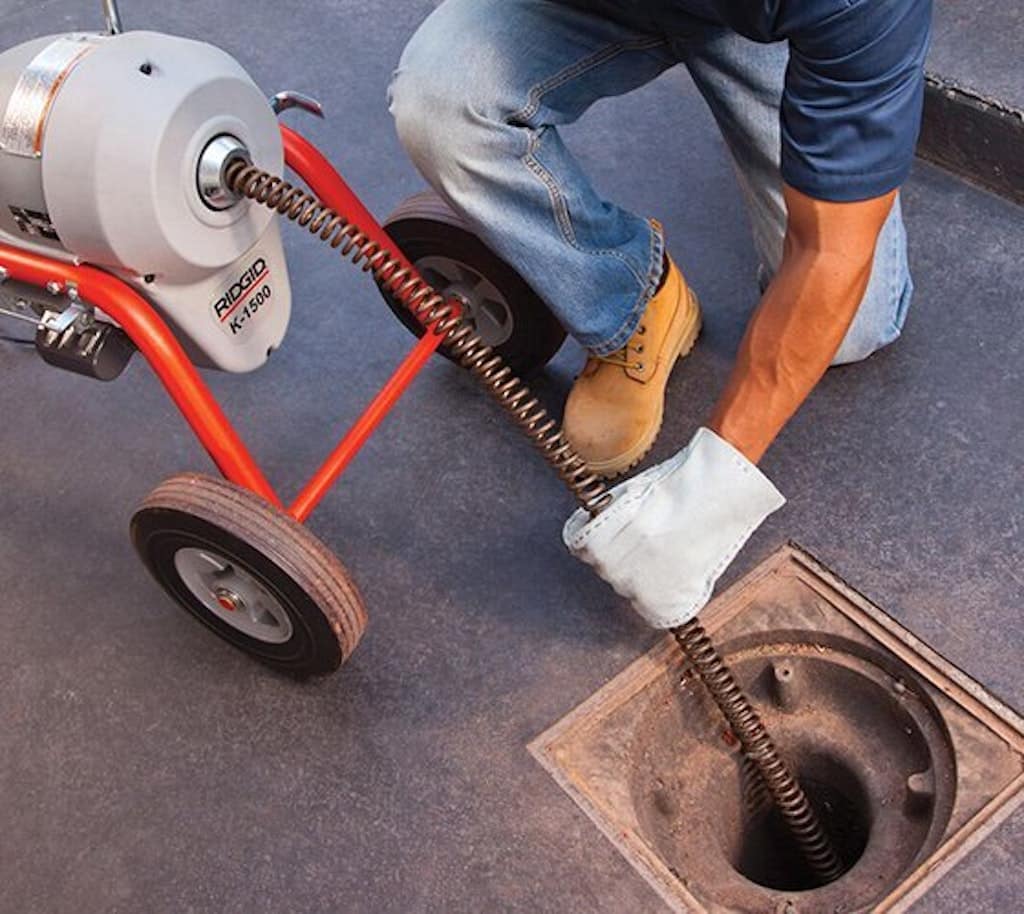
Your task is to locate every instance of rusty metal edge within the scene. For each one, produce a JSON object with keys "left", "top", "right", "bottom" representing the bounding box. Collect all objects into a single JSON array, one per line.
[
  {"left": 776, "top": 544, "right": 1024, "bottom": 912},
  {"left": 782, "top": 543, "right": 1024, "bottom": 748},
  {"left": 879, "top": 772, "right": 1024, "bottom": 914},
  {"left": 525, "top": 545, "right": 799, "bottom": 914},
  {"left": 527, "top": 645, "right": 703, "bottom": 914},
  {"left": 528, "top": 541, "right": 1024, "bottom": 914}
]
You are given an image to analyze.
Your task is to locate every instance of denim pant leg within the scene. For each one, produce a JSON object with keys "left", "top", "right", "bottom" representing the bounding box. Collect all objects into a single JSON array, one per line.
[
  {"left": 389, "top": 0, "right": 678, "bottom": 355},
  {"left": 678, "top": 28, "right": 915, "bottom": 365}
]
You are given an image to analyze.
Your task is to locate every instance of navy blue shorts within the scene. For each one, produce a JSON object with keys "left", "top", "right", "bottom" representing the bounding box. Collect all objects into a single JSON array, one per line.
[{"left": 558, "top": 0, "right": 933, "bottom": 202}]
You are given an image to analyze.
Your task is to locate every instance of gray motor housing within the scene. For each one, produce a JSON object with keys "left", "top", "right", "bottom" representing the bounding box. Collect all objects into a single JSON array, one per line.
[{"left": 0, "top": 31, "right": 292, "bottom": 372}]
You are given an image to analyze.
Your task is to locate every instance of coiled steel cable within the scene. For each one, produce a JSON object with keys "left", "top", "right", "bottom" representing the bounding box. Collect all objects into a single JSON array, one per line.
[
  {"left": 228, "top": 162, "right": 612, "bottom": 515},
  {"left": 228, "top": 161, "right": 843, "bottom": 885},
  {"left": 675, "top": 621, "right": 844, "bottom": 883}
]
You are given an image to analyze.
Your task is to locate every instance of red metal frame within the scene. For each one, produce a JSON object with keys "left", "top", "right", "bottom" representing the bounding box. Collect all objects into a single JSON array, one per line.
[{"left": 0, "top": 128, "right": 446, "bottom": 522}]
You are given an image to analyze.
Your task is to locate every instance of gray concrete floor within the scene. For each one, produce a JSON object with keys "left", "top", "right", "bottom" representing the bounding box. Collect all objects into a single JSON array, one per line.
[
  {"left": 931, "top": 0, "right": 1024, "bottom": 107},
  {"left": 1, "top": 2, "right": 1022, "bottom": 912}
]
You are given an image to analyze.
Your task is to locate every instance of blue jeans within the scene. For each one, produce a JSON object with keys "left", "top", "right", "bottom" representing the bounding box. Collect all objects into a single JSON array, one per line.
[{"left": 388, "top": 0, "right": 913, "bottom": 364}]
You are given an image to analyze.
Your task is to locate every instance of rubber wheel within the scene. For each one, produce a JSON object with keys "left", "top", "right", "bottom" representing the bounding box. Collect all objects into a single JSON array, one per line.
[
  {"left": 131, "top": 474, "right": 367, "bottom": 678},
  {"left": 378, "top": 191, "right": 566, "bottom": 377}
]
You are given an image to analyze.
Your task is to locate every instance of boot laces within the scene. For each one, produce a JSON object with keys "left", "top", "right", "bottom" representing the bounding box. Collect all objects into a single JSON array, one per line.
[{"left": 593, "top": 324, "right": 646, "bottom": 371}]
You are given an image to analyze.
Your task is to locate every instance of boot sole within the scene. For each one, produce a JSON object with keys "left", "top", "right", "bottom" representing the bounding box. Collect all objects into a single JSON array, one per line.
[{"left": 585, "top": 287, "right": 703, "bottom": 480}]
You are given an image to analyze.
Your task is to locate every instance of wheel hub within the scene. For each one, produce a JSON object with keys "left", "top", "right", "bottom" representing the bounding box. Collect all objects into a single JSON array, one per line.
[
  {"left": 173, "top": 547, "right": 294, "bottom": 644},
  {"left": 214, "top": 587, "right": 243, "bottom": 613},
  {"left": 415, "top": 255, "right": 514, "bottom": 347}
]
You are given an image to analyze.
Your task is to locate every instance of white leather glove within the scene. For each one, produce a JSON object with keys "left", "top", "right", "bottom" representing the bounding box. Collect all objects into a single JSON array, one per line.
[{"left": 563, "top": 427, "right": 785, "bottom": 629}]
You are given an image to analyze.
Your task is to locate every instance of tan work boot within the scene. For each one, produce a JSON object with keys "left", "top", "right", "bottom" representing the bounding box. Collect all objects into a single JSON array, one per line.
[{"left": 563, "top": 253, "right": 702, "bottom": 478}]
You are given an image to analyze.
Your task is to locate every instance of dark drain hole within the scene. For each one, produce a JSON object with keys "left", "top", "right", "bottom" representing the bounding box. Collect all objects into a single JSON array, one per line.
[{"left": 734, "top": 756, "right": 871, "bottom": 892}]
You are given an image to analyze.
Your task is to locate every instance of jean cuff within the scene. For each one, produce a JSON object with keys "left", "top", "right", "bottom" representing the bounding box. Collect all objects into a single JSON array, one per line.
[{"left": 586, "top": 219, "right": 665, "bottom": 357}]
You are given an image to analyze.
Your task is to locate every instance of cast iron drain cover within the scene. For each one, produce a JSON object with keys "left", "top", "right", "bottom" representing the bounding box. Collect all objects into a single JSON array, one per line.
[{"left": 530, "top": 544, "right": 1024, "bottom": 913}]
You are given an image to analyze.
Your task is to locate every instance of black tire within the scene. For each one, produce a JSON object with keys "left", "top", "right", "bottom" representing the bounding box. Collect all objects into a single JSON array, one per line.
[
  {"left": 378, "top": 191, "right": 566, "bottom": 377},
  {"left": 131, "top": 474, "right": 367, "bottom": 678}
]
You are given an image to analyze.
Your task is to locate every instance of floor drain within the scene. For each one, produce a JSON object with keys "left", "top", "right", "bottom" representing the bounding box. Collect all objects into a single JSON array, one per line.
[
  {"left": 736, "top": 755, "right": 870, "bottom": 891},
  {"left": 531, "top": 544, "right": 1024, "bottom": 913}
]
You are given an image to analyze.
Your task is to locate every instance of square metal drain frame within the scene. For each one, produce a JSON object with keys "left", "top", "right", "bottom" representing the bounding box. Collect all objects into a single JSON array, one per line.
[{"left": 530, "top": 544, "right": 1024, "bottom": 913}]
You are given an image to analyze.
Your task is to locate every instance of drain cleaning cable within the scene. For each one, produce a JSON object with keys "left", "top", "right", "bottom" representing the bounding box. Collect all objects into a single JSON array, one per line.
[{"left": 227, "top": 160, "right": 844, "bottom": 884}]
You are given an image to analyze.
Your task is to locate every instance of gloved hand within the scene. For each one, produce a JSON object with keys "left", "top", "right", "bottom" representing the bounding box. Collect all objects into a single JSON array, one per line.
[{"left": 563, "top": 427, "right": 785, "bottom": 629}]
